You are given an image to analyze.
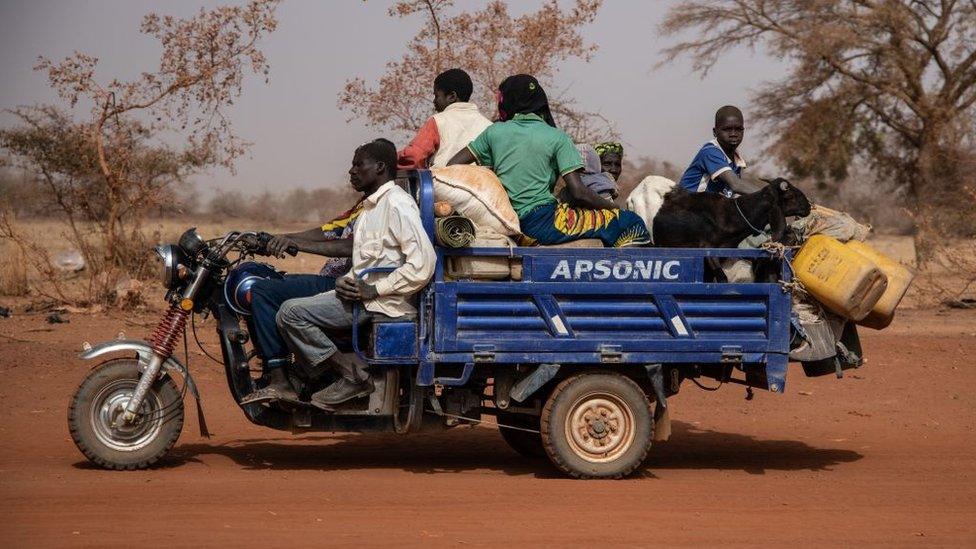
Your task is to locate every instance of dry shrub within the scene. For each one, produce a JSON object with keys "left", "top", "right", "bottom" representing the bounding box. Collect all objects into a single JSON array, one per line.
[
  {"left": 907, "top": 186, "right": 976, "bottom": 305},
  {"left": 0, "top": 211, "right": 76, "bottom": 303},
  {"left": 0, "top": 172, "right": 51, "bottom": 218},
  {"left": 208, "top": 188, "right": 248, "bottom": 219},
  {"left": 907, "top": 239, "right": 976, "bottom": 306},
  {"left": 0, "top": 240, "right": 29, "bottom": 296},
  {"left": 113, "top": 228, "right": 160, "bottom": 283}
]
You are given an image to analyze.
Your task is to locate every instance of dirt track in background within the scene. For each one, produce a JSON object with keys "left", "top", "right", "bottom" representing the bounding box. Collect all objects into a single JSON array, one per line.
[{"left": 1, "top": 307, "right": 974, "bottom": 547}]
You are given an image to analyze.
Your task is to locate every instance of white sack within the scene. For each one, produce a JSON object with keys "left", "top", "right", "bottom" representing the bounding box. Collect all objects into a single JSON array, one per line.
[
  {"left": 792, "top": 204, "right": 872, "bottom": 242},
  {"left": 431, "top": 165, "right": 521, "bottom": 236}
]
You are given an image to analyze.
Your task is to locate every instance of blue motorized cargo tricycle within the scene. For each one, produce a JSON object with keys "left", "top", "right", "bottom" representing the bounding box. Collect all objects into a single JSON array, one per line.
[{"left": 68, "top": 170, "right": 858, "bottom": 478}]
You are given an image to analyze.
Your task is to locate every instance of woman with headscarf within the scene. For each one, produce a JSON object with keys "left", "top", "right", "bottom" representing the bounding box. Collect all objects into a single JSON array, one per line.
[
  {"left": 594, "top": 141, "right": 624, "bottom": 182},
  {"left": 447, "top": 75, "right": 649, "bottom": 248}
]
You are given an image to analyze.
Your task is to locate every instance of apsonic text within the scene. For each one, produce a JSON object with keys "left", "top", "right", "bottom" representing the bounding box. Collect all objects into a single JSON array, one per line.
[{"left": 549, "top": 259, "right": 682, "bottom": 281}]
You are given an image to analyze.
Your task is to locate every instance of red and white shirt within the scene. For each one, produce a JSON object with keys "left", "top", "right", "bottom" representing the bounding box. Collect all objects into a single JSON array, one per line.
[{"left": 398, "top": 102, "right": 492, "bottom": 169}]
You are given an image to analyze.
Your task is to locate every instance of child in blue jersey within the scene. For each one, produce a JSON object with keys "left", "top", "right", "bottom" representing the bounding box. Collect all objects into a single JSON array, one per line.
[{"left": 679, "top": 106, "right": 760, "bottom": 197}]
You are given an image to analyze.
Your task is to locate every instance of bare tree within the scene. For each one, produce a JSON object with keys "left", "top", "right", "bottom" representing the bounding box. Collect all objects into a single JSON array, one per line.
[
  {"left": 339, "top": 0, "right": 615, "bottom": 143},
  {"left": 1, "top": 0, "right": 279, "bottom": 303},
  {"left": 661, "top": 0, "right": 976, "bottom": 265},
  {"left": 0, "top": 106, "right": 197, "bottom": 298}
]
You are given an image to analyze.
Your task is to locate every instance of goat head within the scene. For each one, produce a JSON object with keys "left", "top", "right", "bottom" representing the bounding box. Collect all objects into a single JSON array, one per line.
[{"left": 761, "top": 177, "right": 812, "bottom": 218}]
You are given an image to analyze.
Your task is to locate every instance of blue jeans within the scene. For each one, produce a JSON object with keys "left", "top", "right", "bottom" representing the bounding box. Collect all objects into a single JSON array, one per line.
[
  {"left": 249, "top": 274, "right": 337, "bottom": 370},
  {"left": 275, "top": 291, "right": 373, "bottom": 371}
]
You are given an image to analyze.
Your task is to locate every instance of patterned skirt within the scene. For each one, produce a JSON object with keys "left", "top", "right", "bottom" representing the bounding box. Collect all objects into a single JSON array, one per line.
[{"left": 519, "top": 202, "right": 651, "bottom": 247}]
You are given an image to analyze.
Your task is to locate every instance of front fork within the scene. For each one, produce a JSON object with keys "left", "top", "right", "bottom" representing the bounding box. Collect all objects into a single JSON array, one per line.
[
  {"left": 122, "top": 303, "right": 191, "bottom": 421},
  {"left": 122, "top": 353, "right": 167, "bottom": 421},
  {"left": 122, "top": 268, "right": 208, "bottom": 421}
]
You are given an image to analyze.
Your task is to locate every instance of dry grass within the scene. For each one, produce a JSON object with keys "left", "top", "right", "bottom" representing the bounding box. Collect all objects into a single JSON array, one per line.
[
  {"left": 0, "top": 240, "right": 29, "bottom": 296},
  {"left": 1, "top": 216, "right": 323, "bottom": 305}
]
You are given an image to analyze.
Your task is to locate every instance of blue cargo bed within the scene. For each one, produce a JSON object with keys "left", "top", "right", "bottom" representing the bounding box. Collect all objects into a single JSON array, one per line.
[{"left": 426, "top": 246, "right": 792, "bottom": 392}]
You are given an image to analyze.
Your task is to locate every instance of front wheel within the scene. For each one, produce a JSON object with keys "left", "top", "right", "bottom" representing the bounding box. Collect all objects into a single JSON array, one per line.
[
  {"left": 68, "top": 358, "right": 184, "bottom": 470},
  {"left": 541, "top": 373, "right": 653, "bottom": 479}
]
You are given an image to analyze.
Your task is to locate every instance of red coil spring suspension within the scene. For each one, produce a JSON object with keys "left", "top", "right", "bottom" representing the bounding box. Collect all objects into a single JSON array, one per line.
[{"left": 148, "top": 303, "right": 190, "bottom": 357}]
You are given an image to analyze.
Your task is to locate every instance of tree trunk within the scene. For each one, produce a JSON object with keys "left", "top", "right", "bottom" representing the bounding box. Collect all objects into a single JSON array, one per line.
[
  {"left": 911, "top": 199, "right": 940, "bottom": 269},
  {"left": 910, "top": 120, "right": 958, "bottom": 269}
]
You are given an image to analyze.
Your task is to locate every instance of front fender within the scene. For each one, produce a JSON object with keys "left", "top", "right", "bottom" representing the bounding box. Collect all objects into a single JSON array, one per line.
[{"left": 79, "top": 339, "right": 201, "bottom": 401}]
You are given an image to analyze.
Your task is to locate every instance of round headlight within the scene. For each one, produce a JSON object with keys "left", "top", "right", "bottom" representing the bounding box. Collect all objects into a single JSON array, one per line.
[{"left": 155, "top": 244, "right": 187, "bottom": 289}]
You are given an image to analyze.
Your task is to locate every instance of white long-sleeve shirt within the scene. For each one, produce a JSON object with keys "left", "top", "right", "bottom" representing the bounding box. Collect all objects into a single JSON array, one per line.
[{"left": 348, "top": 181, "right": 436, "bottom": 317}]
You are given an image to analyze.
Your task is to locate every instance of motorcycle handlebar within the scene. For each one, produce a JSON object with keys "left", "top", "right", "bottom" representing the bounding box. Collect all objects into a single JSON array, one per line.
[
  {"left": 255, "top": 232, "right": 298, "bottom": 257},
  {"left": 204, "top": 230, "right": 298, "bottom": 261}
]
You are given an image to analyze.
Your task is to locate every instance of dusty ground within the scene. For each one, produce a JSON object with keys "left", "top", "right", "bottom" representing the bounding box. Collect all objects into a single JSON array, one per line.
[{"left": 0, "top": 306, "right": 974, "bottom": 547}]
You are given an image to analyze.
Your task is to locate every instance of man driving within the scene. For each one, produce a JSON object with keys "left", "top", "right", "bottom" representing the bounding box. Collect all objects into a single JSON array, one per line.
[
  {"left": 275, "top": 139, "right": 436, "bottom": 408},
  {"left": 239, "top": 194, "right": 365, "bottom": 405}
]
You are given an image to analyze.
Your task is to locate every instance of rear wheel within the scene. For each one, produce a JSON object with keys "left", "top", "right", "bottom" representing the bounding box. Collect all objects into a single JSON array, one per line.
[
  {"left": 541, "top": 373, "right": 653, "bottom": 479},
  {"left": 496, "top": 411, "right": 544, "bottom": 457},
  {"left": 68, "top": 358, "right": 184, "bottom": 470}
]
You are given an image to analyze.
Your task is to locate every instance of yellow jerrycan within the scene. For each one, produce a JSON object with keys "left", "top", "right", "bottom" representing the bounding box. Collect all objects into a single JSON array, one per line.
[
  {"left": 792, "top": 235, "right": 888, "bottom": 321},
  {"left": 845, "top": 240, "right": 915, "bottom": 329}
]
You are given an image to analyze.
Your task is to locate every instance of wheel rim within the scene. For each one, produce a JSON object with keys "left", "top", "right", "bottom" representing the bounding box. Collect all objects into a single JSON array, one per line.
[
  {"left": 89, "top": 379, "right": 165, "bottom": 452},
  {"left": 564, "top": 391, "right": 636, "bottom": 463}
]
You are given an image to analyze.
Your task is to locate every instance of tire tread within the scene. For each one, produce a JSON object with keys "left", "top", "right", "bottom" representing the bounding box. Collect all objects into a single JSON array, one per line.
[
  {"left": 67, "top": 359, "right": 184, "bottom": 470},
  {"left": 540, "top": 372, "right": 653, "bottom": 479}
]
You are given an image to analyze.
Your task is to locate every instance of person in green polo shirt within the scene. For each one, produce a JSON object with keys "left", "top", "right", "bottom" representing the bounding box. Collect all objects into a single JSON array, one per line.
[{"left": 448, "top": 74, "right": 649, "bottom": 247}]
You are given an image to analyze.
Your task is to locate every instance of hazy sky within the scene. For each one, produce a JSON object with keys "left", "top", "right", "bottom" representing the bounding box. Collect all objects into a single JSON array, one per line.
[{"left": 0, "top": 0, "right": 787, "bottom": 196}]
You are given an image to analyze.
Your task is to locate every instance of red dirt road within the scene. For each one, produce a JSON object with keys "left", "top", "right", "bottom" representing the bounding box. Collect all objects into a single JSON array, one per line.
[{"left": 1, "top": 308, "right": 974, "bottom": 547}]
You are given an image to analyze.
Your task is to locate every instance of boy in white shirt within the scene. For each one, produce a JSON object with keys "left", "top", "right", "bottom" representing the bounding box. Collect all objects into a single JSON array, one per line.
[{"left": 397, "top": 68, "right": 492, "bottom": 169}]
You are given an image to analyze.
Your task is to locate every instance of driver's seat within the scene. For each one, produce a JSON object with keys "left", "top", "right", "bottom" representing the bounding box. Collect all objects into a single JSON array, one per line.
[{"left": 327, "top": 312, "right": 418, "bottom": 361}]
